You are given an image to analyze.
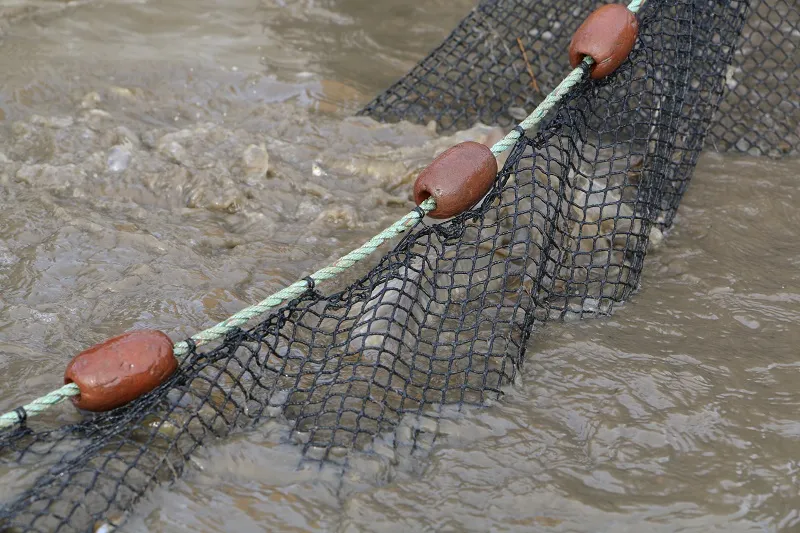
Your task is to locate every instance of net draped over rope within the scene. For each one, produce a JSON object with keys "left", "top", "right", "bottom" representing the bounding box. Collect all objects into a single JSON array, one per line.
[{"left": 1, "top": 0, "right": 798, "bottom": 531}]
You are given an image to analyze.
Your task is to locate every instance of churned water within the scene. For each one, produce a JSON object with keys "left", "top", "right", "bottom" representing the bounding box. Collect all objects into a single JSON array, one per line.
[{"left": 1, "top": 1, "right": 799, "bottom": 531}]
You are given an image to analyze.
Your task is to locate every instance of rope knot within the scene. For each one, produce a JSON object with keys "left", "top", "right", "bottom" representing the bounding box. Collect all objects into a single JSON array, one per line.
[{"left": 14, "top": 407, "right": 27, "bottom": 426}]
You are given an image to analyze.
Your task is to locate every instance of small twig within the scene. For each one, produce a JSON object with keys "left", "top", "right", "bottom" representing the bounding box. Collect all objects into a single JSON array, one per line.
[{"left": 517, "top": 37, "right": 541, "bottom": 94}]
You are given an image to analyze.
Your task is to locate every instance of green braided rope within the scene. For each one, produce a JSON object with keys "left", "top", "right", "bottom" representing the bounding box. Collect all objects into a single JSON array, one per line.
[
  {"left": 0, "top": 0, "right": 647, "bottom": 430},
  {"left": 0, "top": 198, "right": 435, "bottom": 430},
  {"left": 489, "top": 56, "right": 593, "bottom": 156},
  {"left": 171, "top": 196, "right": 437, "bottom": 356},
  {"left": 628, "top": 0, "right": 645, "bottom": 12},
  {"left": 0, "top": 383, "right": 80, "bottom": 428}
]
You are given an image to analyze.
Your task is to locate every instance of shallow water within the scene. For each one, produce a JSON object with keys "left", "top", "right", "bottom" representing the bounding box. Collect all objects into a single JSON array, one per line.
[{"left": 1, "top": 1, "right": 799, "bottom": 532}]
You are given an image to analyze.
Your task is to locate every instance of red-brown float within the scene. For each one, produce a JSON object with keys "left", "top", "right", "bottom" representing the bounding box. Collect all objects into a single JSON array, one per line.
[
  {"left": 64, "top": 330, "right": 177, "bottom": 412},
  {"left": 569, "top": 4, "right": 639, "bottom": 80},
  {"left": 413, "top": 141, "right": 498, "bottom": 219}
]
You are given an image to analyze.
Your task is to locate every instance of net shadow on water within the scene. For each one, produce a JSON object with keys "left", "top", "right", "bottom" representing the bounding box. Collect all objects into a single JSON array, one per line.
[{"left": 1, "top": 0, "right": 798, "bottom": 531}]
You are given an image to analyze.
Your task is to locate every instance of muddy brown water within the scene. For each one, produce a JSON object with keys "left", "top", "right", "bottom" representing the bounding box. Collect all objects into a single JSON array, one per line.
[{"left": 1, "top": 1, "right": 799, "bottom": 532}]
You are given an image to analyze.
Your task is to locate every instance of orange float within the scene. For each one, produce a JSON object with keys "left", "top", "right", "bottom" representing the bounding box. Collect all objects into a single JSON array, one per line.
[
  {"left": 569, "top": 4, "right": 639, "bottom": 80},
  {"left": 413, "top": 141, "right": 498, "bottom": 219},
  {"left": 64, "top": 330, "right": 177, "bottom": 412}
]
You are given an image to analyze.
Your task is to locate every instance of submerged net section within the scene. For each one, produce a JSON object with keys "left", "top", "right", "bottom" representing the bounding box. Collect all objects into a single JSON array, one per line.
[{"left": 1, "top": 0, "right": 796, "bottom": 531}]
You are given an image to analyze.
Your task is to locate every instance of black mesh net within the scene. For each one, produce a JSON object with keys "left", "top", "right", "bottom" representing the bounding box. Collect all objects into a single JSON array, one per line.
[
  {"left": 1, "top": 0, "right": 798, "bottom": 531},
  {"left": 360, "top": 0, "right": 799, "bottom": 157}
]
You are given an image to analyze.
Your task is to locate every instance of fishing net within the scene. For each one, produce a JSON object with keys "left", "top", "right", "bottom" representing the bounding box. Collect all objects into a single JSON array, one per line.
[
  {"left": 361, "top": 0, "right": 799, "bottom": 158},
  {"left": 1, "top": 0, "right": 797, "bottom": 531}
]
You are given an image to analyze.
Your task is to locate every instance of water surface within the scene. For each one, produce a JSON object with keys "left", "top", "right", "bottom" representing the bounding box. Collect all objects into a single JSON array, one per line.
[{"left": 1, "top": 1, "right": 799, "bottom": 531}]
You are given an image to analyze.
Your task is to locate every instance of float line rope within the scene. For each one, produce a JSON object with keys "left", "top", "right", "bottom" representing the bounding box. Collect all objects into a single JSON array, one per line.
[
  {"left": 0, "top": 0, "right": 645, "bottom": 430},
  {"left": 172, "top": 196, "right": 437, "bottom": 356}
]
